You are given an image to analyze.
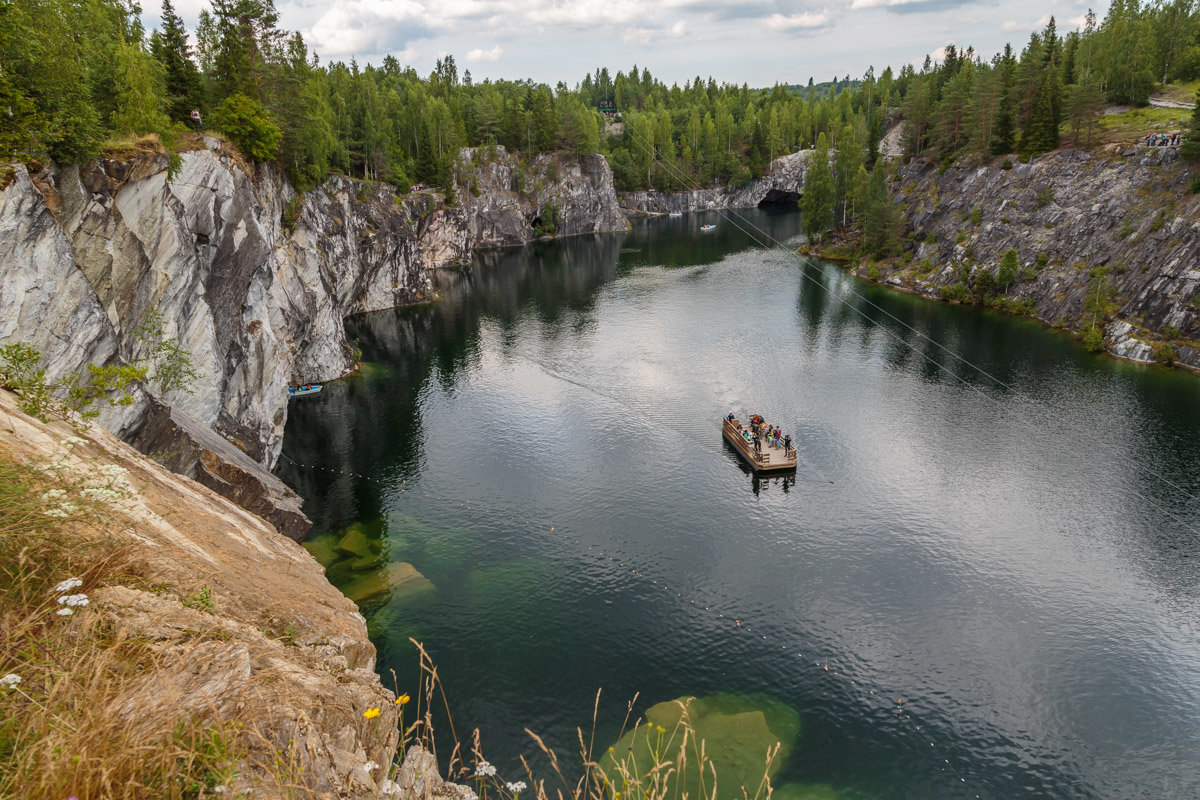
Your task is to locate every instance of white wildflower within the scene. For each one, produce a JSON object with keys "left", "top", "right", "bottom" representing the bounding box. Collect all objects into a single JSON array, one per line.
[
  {"left": 363, "top": 761, "right": 378, "bottom": 773},
  {"left": 41, "top": 489, "right": 67, "bottom": 501},
  {"left": 61, "top": 436, "right": 87, "bottom": 447},
  {"left": 212, "top": 787, "right": 225, "bottom": 794},
  {"left": 58, "top": 593, "right": 89, "bottom": 607},
  {"left": 44, "top": 508, "right": 69, "bottom": 519},
  {"left": 506, "top": 782, "right": 527, "bottom": 793},
  {"left": 56, "top": 608, "right": 74, "bottom": 616},
  {"left": 0, "top": 674, "right": 20, "bottom": 689},
  {"left": 474, "top": 761, "right": 497, "bottom": 778},
  {"left": 54, "top": 578, "right": 83, "bottom": 593},
  {"left": 40, "top": 459, "right": 70, "bottom": 472},
  {"left": 98, "top": 464, "right": 127, "bottom": 477}
]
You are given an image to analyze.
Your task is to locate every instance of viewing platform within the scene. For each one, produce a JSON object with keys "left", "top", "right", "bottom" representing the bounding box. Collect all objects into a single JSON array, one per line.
[{"left": 722, "top": 415, "right": 797, "bottom": 473}]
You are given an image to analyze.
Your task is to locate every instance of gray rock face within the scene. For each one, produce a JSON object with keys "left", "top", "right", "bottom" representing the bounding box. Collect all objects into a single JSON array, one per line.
[
  {"left": 456, "top": 147, "right": 629, "bottom": 244},
  {"left": 862, "top": 147, "right": 1200, "bottom": 371},
  {"left": 618, "top": 151, "right": 810, "bottom": 213},
  {"left": 1, "top": 143, "right": 628, "bottom": 535}
]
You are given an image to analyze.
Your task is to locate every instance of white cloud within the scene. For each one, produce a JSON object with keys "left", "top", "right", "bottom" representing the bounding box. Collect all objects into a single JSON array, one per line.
[
  {"left": 467, "top": 44, "right": 504, "bottom": 61},
  {"left": 851, "top": 0, "right": 912, "bottom": 9},
  {"left": 765, "top": 11, "right": 831, "bottom": 31}
]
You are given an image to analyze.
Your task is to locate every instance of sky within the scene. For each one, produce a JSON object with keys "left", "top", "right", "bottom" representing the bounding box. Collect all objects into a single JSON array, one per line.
[{"left": 152, "top": 0, "right": 1100, "bottom": 88}]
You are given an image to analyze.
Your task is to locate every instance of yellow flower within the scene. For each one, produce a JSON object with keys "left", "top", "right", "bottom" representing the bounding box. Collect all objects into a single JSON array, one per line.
[
  {"left": 396, "top": 694, "right": 411, "bottom": 705},
  {"left": 363, "top": 707, "right": 381, "bottom": 719}
]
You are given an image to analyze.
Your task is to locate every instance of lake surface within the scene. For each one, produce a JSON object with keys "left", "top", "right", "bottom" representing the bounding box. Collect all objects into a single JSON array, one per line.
[{"left": 279, "top": 209, "right": 1200, "bottom": 800}]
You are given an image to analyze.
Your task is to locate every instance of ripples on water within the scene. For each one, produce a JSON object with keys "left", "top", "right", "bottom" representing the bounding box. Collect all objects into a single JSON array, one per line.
[{"left": 280, "top": 209, "right": 1200, "bottom": 800}]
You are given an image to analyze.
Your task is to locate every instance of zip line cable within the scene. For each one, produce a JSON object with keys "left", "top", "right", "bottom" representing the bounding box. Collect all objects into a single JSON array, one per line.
[{"left": 621, "top": 126, "right": 1200, "bottom": 533}]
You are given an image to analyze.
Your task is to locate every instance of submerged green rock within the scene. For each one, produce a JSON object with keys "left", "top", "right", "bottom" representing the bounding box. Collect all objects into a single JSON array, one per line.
[
  {"left": 302, "top": 534, "right": 340, "bottom": 566},
  {"left": 341, "top": 561, "right": 433, "bottom": 606},
  {"left": 600, "top": 693, "right": 801, "bottom": 800},
  {"left": 335, "top": 521, "right": 383, "bottom": 558}
]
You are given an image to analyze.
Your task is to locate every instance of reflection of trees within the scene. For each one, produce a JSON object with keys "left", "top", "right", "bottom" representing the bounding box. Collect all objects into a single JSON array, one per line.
[{"left": 280, "top": 231, "right": 630, "bottom": 536}]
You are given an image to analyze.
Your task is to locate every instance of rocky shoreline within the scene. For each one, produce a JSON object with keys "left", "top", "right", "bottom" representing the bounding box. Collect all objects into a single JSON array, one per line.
[{"left": 831, "top": 147, "right": 1200, "bottom": 372}]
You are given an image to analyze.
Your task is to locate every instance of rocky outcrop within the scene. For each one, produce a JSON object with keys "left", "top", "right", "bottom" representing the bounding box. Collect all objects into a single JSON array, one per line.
[
  {"left": 0, "top": 141, "right": 627, "bottom": 536},
  {"left": 455, "top": 147, "right": 629, "bottom": 245},
  {"left": 0, "top": 386, "right": 401, "bottom": 797},
  {"left": 618, "top": 150, "right": 810, "bottom": 213},
  {"left": 856, "top": 147, "right": 1200, "bottom": 370}
]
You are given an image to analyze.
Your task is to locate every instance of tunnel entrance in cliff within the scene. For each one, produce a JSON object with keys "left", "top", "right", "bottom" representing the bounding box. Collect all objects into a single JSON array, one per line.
[{"left": 757, "top": 188, "right": 801, "bottom": 207}]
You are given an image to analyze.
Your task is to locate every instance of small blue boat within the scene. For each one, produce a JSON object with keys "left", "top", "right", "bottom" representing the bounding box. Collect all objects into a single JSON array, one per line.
[
  {"left": 288, "top": 384, "right": 323, "bottom": 398},
  {"left": 700, "top": 224, "right": 716, "bottom": 232}
]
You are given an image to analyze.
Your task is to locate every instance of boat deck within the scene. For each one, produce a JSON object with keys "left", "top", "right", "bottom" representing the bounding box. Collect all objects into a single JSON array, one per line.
[{"left": 722, "top": 417, "right": 797, "bottom": 472}]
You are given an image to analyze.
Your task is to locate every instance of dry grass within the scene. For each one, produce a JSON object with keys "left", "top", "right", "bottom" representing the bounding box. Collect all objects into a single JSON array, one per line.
[
  {"left": 405, "top": 638, "right": 781, "bottom": 800},
  {"left": 99, "top": 133, "right": 166, "bottom": 160},
  {"left": 0, "top": 452, "right": 253, "bottom": 800}
]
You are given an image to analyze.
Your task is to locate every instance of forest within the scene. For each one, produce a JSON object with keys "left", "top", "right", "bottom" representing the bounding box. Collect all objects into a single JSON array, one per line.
[{"left": 2, "top": 0, "right": 1200, "bottom": 246}]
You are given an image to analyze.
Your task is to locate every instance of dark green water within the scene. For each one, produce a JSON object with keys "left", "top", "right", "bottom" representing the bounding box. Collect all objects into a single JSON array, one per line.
[{"left": 279, "top": 209, "right": 1200, "bottom": 800}]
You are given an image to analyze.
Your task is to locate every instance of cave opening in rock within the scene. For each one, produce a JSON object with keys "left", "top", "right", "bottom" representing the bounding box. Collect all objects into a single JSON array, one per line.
[{"left": 757, "top": 189, "right": 801, "bottom": 207}]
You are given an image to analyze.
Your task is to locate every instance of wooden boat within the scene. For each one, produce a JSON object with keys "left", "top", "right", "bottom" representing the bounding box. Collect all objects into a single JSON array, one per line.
[
  {"left": 722, "top": 415, "right": 797, "bottom": 473},
  {"left": 700, "top": 224, "right": 716, "bottom": 231},
  {"left": 288, "top": 384, "right": 323, "bottom": 398}
]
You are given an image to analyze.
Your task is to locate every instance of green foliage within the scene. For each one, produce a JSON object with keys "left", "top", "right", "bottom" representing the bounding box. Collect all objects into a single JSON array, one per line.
[
  {"left": 1164, "top": 325, "right": 1181, "bottom": 340},
  {"left": 970, "top": 207, "right": 982, "bottom": 225},
  {"left": 801, "top": 134, "right": 835, "bottom": 242},
  {"left": 533, "top": 199, "right": 560, "bottom": 236},
  {"left": 282, "top": 196, "right": 303, "bottom": 231},
  {"left": 940, "top": 282, "right": 969, "bottom": 302},
  {"left": 1034, "top": 185, "right": 1054, "bottom": 208},
  {"left": 167, "top": 152, "right": 184, "bottom": 181},
  {"left": 212, "top": 94, "right": 282, "bottom": 162},
  {"left": 997, "top": 248, "right": 1020, "bottom": 289},
  {"left": 1082, "top": 327, "right": 1105, "bottom": 352},
  {"left": 1117, "top": 218, "right": 1135, "bottom": 239},
  {"left": 867, "top": 265, "right": 880, "bottom": 281},
  {"left": 135, "top": 309, "right": 200, "bottom": 396},
  {"left": 183, "top": 584, "right": 215, "bottom": 612},
  {"left": 1151, "top": 341, "right": 1177, "bottom": 365},
  {"left": 0, "top": 343, "right": 144, "bottom": 432},
  {"left": 1000, "top": 158, "right": 1013, "bottom": 170},
  {"left": 1036, "top": 251, "right": 1049, "bottom": 270}
]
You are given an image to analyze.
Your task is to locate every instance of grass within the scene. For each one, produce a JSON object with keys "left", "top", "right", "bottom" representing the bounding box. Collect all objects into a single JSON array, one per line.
[
  {"left": 1095, "top": 105, "right": 1191, "bottom": 145},
  {"left": 1157, "top": 79, "right": 1200, "bottom": 104},
  {"left": 0, "top": 449, "right": 251, "bottom": 799}
]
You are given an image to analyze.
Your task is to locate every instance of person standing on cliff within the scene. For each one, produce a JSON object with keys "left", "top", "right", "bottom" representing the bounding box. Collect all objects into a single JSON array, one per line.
[{"left": 190, "top": 109, "right": 203, "bottom": 133}]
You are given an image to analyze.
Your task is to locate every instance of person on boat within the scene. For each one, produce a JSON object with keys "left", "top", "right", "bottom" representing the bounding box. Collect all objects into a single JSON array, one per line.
[
  {"left": 726, "top": 412, "right": 736, "bottom": 422},
  {"left": 753, "top": 435, "right": 761, "bottom": 453},
  {"left": 783, "top": 434, "right": 791, "bottom": 455}
]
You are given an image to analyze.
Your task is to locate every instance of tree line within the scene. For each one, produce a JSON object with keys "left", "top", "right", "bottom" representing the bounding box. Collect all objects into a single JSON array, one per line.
[{"left": 1, "top": 0, "right": 1199, "bottom": 233}]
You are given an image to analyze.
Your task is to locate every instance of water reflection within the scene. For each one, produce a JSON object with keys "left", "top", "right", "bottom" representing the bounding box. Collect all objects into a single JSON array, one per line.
[{"left": 280, "top": 208, "right": 1200, "bottom": 800}]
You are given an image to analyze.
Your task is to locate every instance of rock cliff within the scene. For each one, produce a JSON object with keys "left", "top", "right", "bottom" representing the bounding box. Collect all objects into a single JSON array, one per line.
[
  {"left": 0, "top": 386, "right": 401, "bottom": 797},
  {"left": 856, "top": 147, "right": 1200, "bottom": 371},
  {"left": 0, "top": 141, "right": 627, "bottom": 536},
  {"left": 617, "top": 150, "right": 810, "bottom": 213}
]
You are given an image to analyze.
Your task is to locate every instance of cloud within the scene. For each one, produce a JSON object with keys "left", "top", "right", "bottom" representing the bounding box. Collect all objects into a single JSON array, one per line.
[
  {"left": 466, "top": 44, "right": 503, "bottom": 61},
  {"left": 851, "top": 0, "right": 988, "bottom": 13},
  {"left": 766, "top": 11, "right": 832, "bottom": 31}
]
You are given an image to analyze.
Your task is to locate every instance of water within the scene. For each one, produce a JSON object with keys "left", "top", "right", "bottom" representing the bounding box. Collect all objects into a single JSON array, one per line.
[{"left": 278, "top": 209, "right": 1200, "bottom": 800}]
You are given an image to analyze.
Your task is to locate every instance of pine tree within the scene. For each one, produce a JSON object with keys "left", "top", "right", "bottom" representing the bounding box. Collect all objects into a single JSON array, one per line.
[
  {"left": 150, "top": 0, "right": 203, "bottom": 122},
  {"left": 801, "top": 133, "right": 835, "bottom": 242},
  {"left": 1180, "top": 87, "right": 1200, "bottom": 165}
]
